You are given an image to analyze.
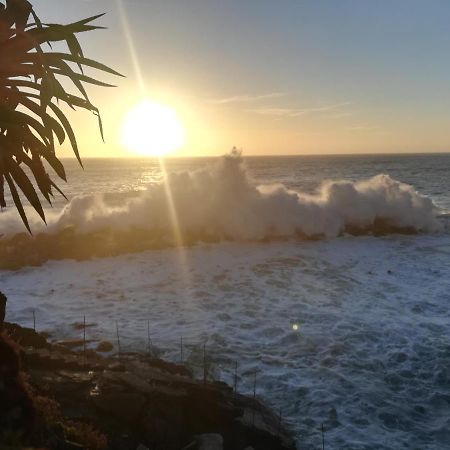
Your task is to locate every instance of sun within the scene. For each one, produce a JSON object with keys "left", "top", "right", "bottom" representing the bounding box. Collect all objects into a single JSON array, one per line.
[{"left": 121, "top": 100, "right": 185, "bottom": 157}]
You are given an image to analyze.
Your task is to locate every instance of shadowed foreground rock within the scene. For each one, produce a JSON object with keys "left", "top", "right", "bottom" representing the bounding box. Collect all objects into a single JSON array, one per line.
[
  {"left": 0, "top": 333, "right": 35, "bottom": 438},
  {"left": 2, "top": 322, "right": 296, "bottom": 450}
]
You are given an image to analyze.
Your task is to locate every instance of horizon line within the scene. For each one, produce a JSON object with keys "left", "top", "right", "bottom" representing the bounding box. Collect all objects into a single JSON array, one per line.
[{"left": 60, "top": 150, "right": 450, "bottom": 159}]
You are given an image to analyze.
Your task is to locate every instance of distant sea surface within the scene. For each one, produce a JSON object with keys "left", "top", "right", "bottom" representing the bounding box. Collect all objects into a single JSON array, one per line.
[
  {"left": 52, "top": 152, "right": 450, "bottom": 210},
  {"left": 2, "top": 153, "right": 450, "bottom": 449}
]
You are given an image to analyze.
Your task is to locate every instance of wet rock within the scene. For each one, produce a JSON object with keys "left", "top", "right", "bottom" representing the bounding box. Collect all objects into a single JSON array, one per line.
[
  {"left": 4, "top": 321, "right": 296, "bottom": 450},
  {"left": 96, "top": 340, "right": 114, "bottom": 352},
  {"left": 102, "top": 371, "right": 155, "bottom": 395},
  {"left": 141, "top": 353, "right": 192, "bottom": 377},
  {"left": 94, "top": 392, "right": 147, "bottom": 421},
  {"left": 72, "top": 321, "right": 97, "bottom": 330},
  {"left": 22, "top": 347, "right": 86, "bottom": 371},
  {"left": 4, "top": 322, "right": 49, "bottom": 349},
  {"left": 57, "top": 339, "right": 96, "bottom": 350}
]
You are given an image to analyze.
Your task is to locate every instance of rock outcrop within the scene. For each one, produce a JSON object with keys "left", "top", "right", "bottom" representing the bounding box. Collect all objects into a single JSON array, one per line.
[
  {"left": 2, "top": 322, "right": 296, "bottom": 450},
  {"left": 0, "top": 333, "right": 35, "bottom": 440}
]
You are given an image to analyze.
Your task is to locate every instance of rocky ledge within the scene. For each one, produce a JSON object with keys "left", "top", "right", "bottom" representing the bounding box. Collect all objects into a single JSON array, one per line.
[{"left": 1, "top": 322, "right": 296, "bottom": 450}]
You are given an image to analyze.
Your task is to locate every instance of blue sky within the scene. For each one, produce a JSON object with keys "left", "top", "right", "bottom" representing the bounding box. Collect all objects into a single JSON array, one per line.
[{"left": 33, "top": 0, "right": 450, "bottom": 155}]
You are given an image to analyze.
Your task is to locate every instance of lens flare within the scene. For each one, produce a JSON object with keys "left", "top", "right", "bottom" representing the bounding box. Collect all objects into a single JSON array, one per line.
[
  {"left": 121, "top": 100, "right": 185, "bottom": 157},
  {"left": 115, "top": 0, "right": 190, "bottom": 302}
]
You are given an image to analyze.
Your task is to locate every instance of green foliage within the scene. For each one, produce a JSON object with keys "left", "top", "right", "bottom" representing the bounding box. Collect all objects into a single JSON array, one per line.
[{"left": 0, "top": 0, "right": 122, "bottom": 232}]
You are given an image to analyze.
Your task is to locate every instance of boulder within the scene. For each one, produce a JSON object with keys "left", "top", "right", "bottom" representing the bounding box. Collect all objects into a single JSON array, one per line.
[
  {"left": 96, "top": 340, "right": 114, "bottom": 352},
  {"left": 4, "top": 322, "right": 49, "bottom": 349}
]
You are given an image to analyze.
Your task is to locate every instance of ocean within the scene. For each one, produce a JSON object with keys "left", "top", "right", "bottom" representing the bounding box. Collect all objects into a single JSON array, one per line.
[{"left": 1, "top": 153, "right": 450, "bottom": 449}]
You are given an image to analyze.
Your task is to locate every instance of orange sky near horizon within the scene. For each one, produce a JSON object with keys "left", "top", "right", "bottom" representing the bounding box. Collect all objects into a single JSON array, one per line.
[
  {"left": 61, "top": 82, "right": 450, "bottom": 159},
  {"left": 34, "top": 0, "right": 450, "bottom": 159}
]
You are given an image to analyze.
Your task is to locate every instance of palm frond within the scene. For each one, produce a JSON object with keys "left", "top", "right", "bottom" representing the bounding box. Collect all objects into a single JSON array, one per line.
[{"left": 0, "top": 0, "right": 122, "bottom": 231}]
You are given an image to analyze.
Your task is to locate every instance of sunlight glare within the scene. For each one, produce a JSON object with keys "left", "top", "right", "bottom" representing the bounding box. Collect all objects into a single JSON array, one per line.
[{"left": 121, "top": 100, "right": 185, "bottom": 157}]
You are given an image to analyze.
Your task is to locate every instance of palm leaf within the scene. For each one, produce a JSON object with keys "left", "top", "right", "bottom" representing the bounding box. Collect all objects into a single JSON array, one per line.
[
  {"left": 0, "top": 0, "right": 121, "bottom": 231},
  {"left": 4, "top": 172, "right": 31, "bottom": 233},
  {"left": 7, "top": 157, "right": 46, "bottom": 222}
]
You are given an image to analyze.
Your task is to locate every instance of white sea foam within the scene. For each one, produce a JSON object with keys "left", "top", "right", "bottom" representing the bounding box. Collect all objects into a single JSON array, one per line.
[
  {"left": 2, "top": 235, "right": 450, "bottom": 449},
  {"left": 2, "top": 152, "right": 440, "bottom": 240},
  {"left": 1, "top": 154, "right": 449, "bottom": 448},
  {"left": 55, "top": 152, "right": 440, "bottom": 237}
]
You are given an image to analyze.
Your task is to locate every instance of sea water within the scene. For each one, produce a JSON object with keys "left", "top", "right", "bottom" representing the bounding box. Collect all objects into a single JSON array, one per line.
[{"left": 1, "top": 153, "right": 450, "bottom": 449}]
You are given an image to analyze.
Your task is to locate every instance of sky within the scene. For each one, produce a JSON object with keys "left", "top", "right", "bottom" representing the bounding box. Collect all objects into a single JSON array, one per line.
[{"left": 33, "top": 0, "right": 450, "bottom": 157}]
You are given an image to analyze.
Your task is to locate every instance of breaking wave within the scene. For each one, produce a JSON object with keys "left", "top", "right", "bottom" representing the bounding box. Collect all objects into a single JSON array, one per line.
[
  {"left": 53, "top": 152, "right": 441, "bottom": 236},
  {"left": 0, "top": 152, "right": 443, "bottom": 268}
]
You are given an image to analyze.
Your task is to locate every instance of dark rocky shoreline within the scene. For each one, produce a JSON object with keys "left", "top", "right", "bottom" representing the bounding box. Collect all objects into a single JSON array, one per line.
[
  {"left": 0, "top": 219, "right": 420, "bottom": 271},
  {"left": 1, "top": 322, "right": 296, "bottom": 450}
]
